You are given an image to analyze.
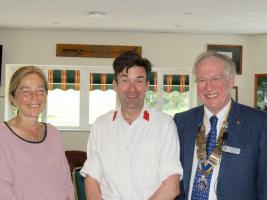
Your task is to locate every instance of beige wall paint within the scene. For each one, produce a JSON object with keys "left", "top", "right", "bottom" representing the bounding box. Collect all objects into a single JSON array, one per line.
[
  {"left": 249, "top": 34, "right": 267, "bottom": 73},
  {"left": 1, "top": 28, "right": 263, "bottom": 150}
]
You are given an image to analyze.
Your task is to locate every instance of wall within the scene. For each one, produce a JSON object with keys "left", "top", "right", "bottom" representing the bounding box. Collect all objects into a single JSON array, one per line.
[
  {"left": 0, "top": 29, "right": 255, "bottom": 150},
  {"left": 249, "top": 34, "right": 267, "bottom": 73}
]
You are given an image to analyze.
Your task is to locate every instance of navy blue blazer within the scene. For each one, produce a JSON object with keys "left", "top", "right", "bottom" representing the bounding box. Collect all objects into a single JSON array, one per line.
[{"left": 174, "top": 101, "right": 267, "bottom": 200}]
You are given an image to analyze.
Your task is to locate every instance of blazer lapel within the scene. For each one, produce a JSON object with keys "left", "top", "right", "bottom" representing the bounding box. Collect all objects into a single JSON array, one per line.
[{"left": 217, "top": 101, "right": 242, "bottom": 187}]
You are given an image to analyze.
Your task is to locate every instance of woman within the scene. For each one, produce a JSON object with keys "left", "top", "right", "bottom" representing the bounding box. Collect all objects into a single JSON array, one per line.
[{"left": 0, "top": 66, "right": 74, "bottom": 200}]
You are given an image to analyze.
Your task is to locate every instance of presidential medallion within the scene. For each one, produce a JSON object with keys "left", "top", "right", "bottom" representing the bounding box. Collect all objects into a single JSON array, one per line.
[{"left": 197, "top": 175, "right": 208, "bottom": 192}]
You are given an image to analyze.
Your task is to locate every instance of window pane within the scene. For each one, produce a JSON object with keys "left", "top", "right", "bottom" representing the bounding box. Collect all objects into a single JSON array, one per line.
[
  {"left": 89, "top": 73, "right": 116, "bottom": 124},
  {"left": 145, "top": 90, "right": 157, "bottom": 108},
  {"left": 145, "top": 72, "right": 158, "bottom": 108},
  {"left": 163, "top": 90, "right": 190, "bottom": 117},
  {"left": 163, "top": 74, "right": 190, "bottom": 116},
  {"left": 89, "top": 90, "right": 116, "bottom": 124},
  {"left": 47, "top": 89, "right": 80, "bottom": 126}
]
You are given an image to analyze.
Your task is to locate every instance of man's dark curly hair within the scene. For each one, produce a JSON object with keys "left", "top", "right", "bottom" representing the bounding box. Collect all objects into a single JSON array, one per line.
[{"left": 113, "top": 51, "right": 152, "bottom": 82}]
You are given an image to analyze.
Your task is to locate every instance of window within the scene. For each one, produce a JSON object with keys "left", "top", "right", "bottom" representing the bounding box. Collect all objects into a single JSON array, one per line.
[
  {"left": 88, "top": 73, "right": 116, "bottom": 124},
  {"left": 5, "top": 65, "right": 195, "bottom": 130},
  {"left": 47, "top": 69, "right": 80, "bottom": 127},
  {"left": 162, "top": 74, "right": 190, "bottom": 116},
  {"left": 145, "top": 70, "right": 192, "bottom": 117},
  {"left": 45, "top": 67, "right": 116, "bottom": 129},
  {"left": 145, "top": 72, "right": 158, "bottom": 108}
]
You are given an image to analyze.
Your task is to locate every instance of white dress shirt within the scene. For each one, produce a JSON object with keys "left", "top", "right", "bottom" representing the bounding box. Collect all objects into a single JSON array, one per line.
[
  {"left": 188, "top": 101, "right": 231, "bottom": 200},
  {"left": 81, "top": 105, "right": 183, "bottom": 200}
]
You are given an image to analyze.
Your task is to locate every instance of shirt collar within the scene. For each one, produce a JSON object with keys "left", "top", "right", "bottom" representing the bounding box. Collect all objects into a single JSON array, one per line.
[
  {"left": 112, "top": 104, "right": 150, "bottom": 122},
  {"left": 204, "top": 100, "right": 231, "bottom": 124}
]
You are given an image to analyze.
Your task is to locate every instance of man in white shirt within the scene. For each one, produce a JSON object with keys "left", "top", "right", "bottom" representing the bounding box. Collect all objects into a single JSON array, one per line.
[
  {"left": 81, "top": 51, "right": 183, "bottom": 200},
  {"left": 174, "top": 51, "right": 267, "bottom": 200}
]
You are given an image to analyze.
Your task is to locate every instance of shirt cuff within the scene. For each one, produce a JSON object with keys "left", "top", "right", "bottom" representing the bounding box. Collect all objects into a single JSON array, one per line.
[
  {"left": 159, "top": 161, "right": 183, "bottom": 182},
  {"left": 80, "top": 159, "right": 100, "bottom": 182}
]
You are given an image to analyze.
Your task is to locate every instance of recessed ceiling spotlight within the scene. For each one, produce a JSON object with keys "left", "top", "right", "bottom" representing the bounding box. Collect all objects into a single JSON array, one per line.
[
  {"left": 88, "top": 11, "right": 107, "bottom": 18},
  {"left": 184, "top": 12, "right": 193, "bottom": 15}
]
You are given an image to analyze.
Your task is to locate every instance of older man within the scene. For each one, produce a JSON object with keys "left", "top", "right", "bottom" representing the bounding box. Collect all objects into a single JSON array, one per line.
[{"left": 174, "top": 51, "right": 267, "bottom": 200}]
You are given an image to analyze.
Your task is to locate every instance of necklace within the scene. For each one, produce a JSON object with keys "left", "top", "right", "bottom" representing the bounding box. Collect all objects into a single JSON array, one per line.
[
  {"left": 194, "top": 105, "right": 231, "bottom": 192},
  {"left": 196, "top": 121, "right": 228, "bottom": 175},
  {"left": 196, "top": 105, "right": 231, "bottom": 175}
]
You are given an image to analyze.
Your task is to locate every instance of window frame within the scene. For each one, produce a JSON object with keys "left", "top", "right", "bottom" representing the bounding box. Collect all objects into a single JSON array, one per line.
[
  {"left": 5, "top": 64, "right": 196, "bottom": 131},
  {"left": 151, "top": 68, "right": 195, "bottom": 112}
]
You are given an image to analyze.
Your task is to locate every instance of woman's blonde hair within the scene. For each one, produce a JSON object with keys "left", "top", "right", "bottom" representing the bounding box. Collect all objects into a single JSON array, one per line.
[{"left": 9, "top": 66, "right": 48, "bottom": 106}]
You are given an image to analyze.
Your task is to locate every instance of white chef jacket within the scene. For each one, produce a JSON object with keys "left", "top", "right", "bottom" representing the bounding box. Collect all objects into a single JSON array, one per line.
[{"left": 81, "top": 105, "right": 183, "bottom": 200}]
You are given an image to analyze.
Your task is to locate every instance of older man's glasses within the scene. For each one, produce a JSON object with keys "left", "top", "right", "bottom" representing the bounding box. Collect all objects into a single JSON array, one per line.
[{"left": 195, "top": 76, "right": 226, "bottom": 87}]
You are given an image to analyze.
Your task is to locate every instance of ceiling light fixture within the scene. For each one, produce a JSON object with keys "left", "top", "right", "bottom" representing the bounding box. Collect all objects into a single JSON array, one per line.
[
  {"left": 88, "top": 11, "right": 107, "bottom": 18},
  {"left": 174, "top": 24, "right": 182, "bottom": 28},
  {"left": 53, "top": 21, "right": 61, "bottom": 25},
  {"left": 184, "top": 12, "right": 193, "bottom": 15}
]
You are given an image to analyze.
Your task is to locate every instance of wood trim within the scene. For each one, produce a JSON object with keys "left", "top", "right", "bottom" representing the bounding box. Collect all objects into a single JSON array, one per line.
[{"left": 56, "top": 44, "right": 142, "bottom": 58}]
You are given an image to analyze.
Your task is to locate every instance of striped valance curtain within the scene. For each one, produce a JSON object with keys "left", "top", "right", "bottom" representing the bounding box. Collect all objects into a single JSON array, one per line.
[
  {"left": 47, "top": 70, "right": 188, "bottom": 93},
  {"left": 164, "top": 74, "right": 189, "bottom": 93},
  {"left": 89, "top": 72, "right": 159, "bottom": 91},
  {"left": 48, "top": 70, "right": 159, "bottom": 92},
  {"left": 89, "top": 73, "right": 114, "bottom": 91},
  {"left": 148, "top": 72, "right": 157, "bottom": 92},
  {"left": 48, "top": 69, "right": 80, "bottom": 91},
  {"left": 48, "top": 70, "right": 114, "bottom": 91}
]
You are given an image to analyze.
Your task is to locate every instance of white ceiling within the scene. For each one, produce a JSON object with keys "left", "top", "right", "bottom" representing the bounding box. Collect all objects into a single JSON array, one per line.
[{"left": 1, "top": 0, "right": 267, "bottom": 35}]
